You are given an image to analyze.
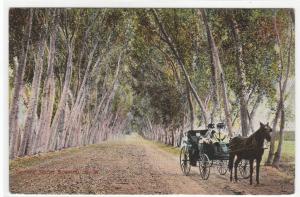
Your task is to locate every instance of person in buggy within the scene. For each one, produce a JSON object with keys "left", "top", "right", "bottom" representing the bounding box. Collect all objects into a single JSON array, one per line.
[
  {"left": 199, "top": 123, "right": 229, "bottom": 160},
  {"left": 199, "top": 123, "right": 228, "bottom": 143}
]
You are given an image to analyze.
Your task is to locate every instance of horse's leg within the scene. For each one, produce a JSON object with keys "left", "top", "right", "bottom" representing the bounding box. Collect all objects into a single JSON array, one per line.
[
  {"left": 249, "top": 159, "right": 254, "bottom": 185},
  {"left": 234, "top": 156, "right": 241, "bottom": 182},
  {"left": 230, "top": 167, "right": 232, "bottom": 182},
  {"left": 229, "top": 154, "right": 234, "bottom": 182},
  {"left": 229, "top": 163, "right": 232, "bottom": 182},
  {"left": 256, "top": 158, "right": 261, "bottom": 184}
]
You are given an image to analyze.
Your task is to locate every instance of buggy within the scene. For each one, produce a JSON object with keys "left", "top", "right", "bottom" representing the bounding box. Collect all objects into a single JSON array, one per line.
[{"left": 180, "top": 123, "right": 250, "bottom": 180}]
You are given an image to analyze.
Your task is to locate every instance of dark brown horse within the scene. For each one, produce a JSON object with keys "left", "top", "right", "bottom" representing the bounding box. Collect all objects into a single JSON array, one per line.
[{"left": 228, "top": 122, "right": 272, "bottom": 185}]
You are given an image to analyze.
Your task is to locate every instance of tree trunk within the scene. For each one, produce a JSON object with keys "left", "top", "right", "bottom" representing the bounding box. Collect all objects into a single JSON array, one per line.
[
  {"left": 266, "top": 100, "right": 282, "bottom": 165},
  {"left": 33, "top": 25, "right": 58, "bottom": 153},
  {"left": 229, "top": 13, "right": 249, "bottom": 136},
  {"left": 272, "top": 102, "right": 285, "bottom": 168},
  {"left": 220, "top": 74, "right": 233, "bottom": 137},
  {"left": 66, "top": 90, "right": 87, "bottom": 148},
  {"left": 48, "top": 38, "right": 74, "bottom": 151},
  {"left": 199, "top": 9, "right": 233, "bottom": 136},
  {"left": 164, "top": 129, "right": 168, "bottom": 144},
  {"left": 29, "top": 113, "right": 40, "bottom": 154},
  {"left": 18, "top": 38, "right": 46, "bottom": 156},
  {"left": 247, "top": 94, "right": 262, "bottom": 133},
  {"left": 272, "top": 10, "right": 293, "bottom": 167},
  {"left": 9, "top": 9, "right": 33, "bottom": 159},
  {"left": 187, "top": 84, "right": 194, "bottom": 130},
  {"left": 266, "top": 10, "right": 293, "bottom": 166},
  {"left": 199, "top": 9, "right": 219, "bottom": 123},
  {"left": 88, "top": 50, "right": 124, "bottom": 144},
  {"left": 62, "top": 42, "right": 99, "bottom": 148}
]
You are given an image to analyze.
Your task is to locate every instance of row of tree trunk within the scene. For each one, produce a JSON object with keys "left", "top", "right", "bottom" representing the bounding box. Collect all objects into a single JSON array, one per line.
[{"left": 9, "top": 9, "right": 130, "bottom": 159}]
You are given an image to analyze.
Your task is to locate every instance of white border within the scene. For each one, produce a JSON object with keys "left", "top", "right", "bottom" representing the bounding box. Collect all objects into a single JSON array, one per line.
[
  {"left": 2, "top": 0, "right": 300, "bottom": 8},
  {"left": 1, "top": 1, "right": 299, "bottom": 197}
]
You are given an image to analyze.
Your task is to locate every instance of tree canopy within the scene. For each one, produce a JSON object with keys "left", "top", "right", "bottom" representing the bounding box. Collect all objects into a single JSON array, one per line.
[{"left": 9, "top": 8, "right": 294, "bottom": 167}]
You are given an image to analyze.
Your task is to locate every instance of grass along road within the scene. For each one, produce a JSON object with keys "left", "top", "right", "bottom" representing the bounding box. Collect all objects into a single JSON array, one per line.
[{"left": 9, "top": 133, "right": 294, "bottom": 194}]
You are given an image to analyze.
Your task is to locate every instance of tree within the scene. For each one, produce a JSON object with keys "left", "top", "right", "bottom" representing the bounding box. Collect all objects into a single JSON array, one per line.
[
  {"left": 33, "top": 11, "right": 58, "bottom": 153},
  {"left": 9, "top": 9, "right": 33, "bottom": 159},
  {"left": 228, "top": 11, "right": 250, "bottom": 136},
  {"left": 266, "top": 9, "right": 294, "bottom": 167},
  {"left": 151, "top": 9, "right": 210, "bottom": 126},
  {"left": 198, "top": 9, "right": 233, "bottom": 136},
  {"left": 18, "top": 32, "right": 46, "bottom": 156}
]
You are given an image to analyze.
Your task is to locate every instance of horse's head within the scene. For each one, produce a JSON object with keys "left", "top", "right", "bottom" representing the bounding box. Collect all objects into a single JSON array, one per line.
[{"left": 259, "top": 122, "right": 272, "bottom": 142}]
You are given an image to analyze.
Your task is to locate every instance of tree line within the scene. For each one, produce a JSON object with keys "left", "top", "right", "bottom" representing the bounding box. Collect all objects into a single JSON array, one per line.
[{"left": 9, "top": 8, "right": 294, "bottom": 168}]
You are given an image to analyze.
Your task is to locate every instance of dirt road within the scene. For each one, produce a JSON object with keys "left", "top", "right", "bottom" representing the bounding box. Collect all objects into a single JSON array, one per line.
[{"left": 9, "top": 134, "right": 294, "bottom": 194}]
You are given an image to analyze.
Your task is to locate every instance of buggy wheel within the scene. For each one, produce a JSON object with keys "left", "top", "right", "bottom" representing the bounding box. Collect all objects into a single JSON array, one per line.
[
  {"left": 198, "top": 153, "right": 210, "bottom": 180},
  {"left": 239, "top": 160, "right": 250, "bottom": 179},
  {"left": 180, "top": 146, "right": 191, "bottom": 176},
  {"left": 217, "top": 160, "right": 228, "bottom": 175}
]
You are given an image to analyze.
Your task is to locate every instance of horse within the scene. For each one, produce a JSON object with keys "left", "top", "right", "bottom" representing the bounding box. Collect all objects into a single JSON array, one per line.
[{"left": 228, "top": 122, "right": 272, "bottom": 185}]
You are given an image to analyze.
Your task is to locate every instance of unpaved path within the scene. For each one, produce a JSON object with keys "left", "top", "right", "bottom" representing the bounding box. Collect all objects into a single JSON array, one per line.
[{"left": 9, "top": 134, "right": 294, "bottom": 194}]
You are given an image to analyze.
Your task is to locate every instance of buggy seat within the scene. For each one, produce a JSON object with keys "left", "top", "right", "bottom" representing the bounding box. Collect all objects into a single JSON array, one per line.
[{"left": 187, "top": 129, "right": 209, "bottom": 145}]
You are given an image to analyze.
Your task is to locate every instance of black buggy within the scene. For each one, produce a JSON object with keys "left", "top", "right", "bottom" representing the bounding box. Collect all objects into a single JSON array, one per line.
[{"left": 179, "top": 123, "right": 250, "bottom": 180}]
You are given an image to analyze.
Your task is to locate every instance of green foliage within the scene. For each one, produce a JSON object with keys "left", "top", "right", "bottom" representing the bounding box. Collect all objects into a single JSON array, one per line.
[{"left": 9, "top": 8, "right": 295, "bottom": 145}]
